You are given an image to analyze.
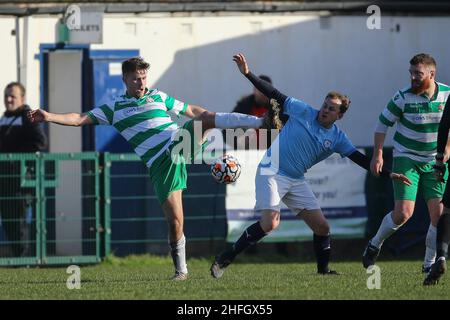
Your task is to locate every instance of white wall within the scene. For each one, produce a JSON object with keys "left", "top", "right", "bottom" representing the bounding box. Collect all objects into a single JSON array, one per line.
[
  {"left": 0, "top": 18, "right": 18, "bottom": 105},
  {"left": 1, "top": 12, "right": 450, "bottom": 146}
]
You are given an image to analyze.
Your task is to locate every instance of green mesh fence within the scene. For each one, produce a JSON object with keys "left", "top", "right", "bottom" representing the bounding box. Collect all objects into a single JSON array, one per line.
[
  {"left": 0, "top": 152, "right": 227, "bottom": 265},
  {"left": 104, "top": 153, "right": 227, "bottom": 257},
  {"left": 0, "top": 153, "right": 102, "bottom": 266}
]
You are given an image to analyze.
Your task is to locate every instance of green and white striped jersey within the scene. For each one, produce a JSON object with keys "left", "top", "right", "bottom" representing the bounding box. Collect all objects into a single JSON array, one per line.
[
  {"left": 87, "top": 88, "right": 188, "bottom": 168},
  {"left": 378, "top": 82, "right": 450, "bottom": 162}
]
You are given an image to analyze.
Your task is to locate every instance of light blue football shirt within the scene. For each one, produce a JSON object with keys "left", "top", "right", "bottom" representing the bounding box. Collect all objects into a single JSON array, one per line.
[{"left": 260, "top": 97, "right": 357, "bottom": 179}]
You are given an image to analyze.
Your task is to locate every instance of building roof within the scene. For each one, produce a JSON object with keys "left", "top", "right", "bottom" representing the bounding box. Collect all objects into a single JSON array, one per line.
[{"left": 0, "top": 1, "right": 448, "bottom": 16}]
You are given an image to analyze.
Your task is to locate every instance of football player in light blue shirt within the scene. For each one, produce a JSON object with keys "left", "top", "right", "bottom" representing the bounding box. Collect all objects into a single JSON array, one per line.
[
  {"left": 260, "top": 95, "right": 357, "bottom": 180},
  {"left": 210, "top": 53, "right": 412, "bottom": 279}
]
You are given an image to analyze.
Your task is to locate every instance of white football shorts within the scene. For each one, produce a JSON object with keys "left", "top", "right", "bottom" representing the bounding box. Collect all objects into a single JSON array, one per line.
[{"left": 254, "top": 169, "right": 320, "bottom": 213}]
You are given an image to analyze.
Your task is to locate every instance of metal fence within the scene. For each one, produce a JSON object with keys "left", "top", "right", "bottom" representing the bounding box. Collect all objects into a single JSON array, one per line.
[
  {"left": 0, "top": 152, "right": 227, "bottom": 266},
  {"left": 0, "top": 153, "right": 102, "bottom": 266},
  {"left": 104, "top": 153, "right": 227, "bottom": 257}
]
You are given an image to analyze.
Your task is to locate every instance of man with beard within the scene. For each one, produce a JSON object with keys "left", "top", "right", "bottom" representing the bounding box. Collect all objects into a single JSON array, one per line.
[{"left": 363, "top": 53, "right": 450, "bottom": 272}]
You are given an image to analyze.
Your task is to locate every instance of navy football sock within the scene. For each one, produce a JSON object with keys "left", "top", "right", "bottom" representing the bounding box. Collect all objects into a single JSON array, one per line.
[
  {"left": 436, "top": 212, "right": 450, "bottom": 259},
  {"left": 313, "top": 234, "right": 331, "bottom": 273},
  {"left": 221, "top": 222, "right": 267, "bottom": 262}
]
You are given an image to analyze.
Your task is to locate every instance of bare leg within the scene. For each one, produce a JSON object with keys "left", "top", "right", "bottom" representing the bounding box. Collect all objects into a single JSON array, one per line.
[{"left": 162, "top": 190, "right": 187, "bottom": 276}]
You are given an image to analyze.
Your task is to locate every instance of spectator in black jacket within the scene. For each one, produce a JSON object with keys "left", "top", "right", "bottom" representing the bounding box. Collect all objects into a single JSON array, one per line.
[{"left": 0, "top": 82, "right": 47, "bottom": 257}]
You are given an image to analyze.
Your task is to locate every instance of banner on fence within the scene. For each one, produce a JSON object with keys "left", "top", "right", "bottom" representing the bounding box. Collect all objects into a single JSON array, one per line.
[{"left": 226, "top": 150, "right": 367, "bottom": 242}]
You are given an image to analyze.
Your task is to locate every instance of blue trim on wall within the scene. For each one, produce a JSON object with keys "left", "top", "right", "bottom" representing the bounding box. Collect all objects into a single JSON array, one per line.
[
  {"left": 90, "top": 50, "right": 139, "bottom": 60},
  {"left": 227, "top": 207, "right": 368, "bottom": 221}
]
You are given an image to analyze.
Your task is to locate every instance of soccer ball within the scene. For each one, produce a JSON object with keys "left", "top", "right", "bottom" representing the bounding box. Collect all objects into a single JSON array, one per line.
[{"left": 211, "top": 154, "right": 241, "bottom": 184}]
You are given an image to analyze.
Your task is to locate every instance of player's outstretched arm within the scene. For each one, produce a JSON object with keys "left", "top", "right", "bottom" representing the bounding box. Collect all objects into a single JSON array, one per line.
[
  {"left": 183, "top": 104, "right": 207, "bottom": 119},
  {"left": 370, "top": 132, "right": 386, "bottom": 177},
  {"left": 233, "top": 53, "right": 288, "bottom": 107},
  {"left": 27, "top": 109, "right": 93, "bottom": 126},
  {"left": 347, "top": 150, "right": 411, "bottom": 185}
]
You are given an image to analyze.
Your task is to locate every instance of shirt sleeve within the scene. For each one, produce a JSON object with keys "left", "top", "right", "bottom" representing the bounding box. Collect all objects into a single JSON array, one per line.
[
  {"left": 378, "top": 91, "right": 404, "bottom": 128},
  {"left": 283, "top": 97, "right": 312, "bottom": 117},
  {"left": 159, "top": 91, "right": 188, "bottom": 117},
  {"left": 86, "top": 104, "right": 114, "bottom": 125},
  {"left": 334, "top": 131, "right": 357, "bottom": 157}
]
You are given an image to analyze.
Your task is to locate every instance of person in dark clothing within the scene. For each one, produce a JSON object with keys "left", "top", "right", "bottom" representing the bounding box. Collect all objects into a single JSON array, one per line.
[
  {"left": 423, "top": 97, "right": 450, "bottom": 285},
  {"left": 233, "top": 75, "right": 273, "bottom": 116},
  {"left": 0, "top": 82, "right": 47, "bottom": 256},
  {"left": 231, "top": 75, "right": 288, "bottom": 149}
]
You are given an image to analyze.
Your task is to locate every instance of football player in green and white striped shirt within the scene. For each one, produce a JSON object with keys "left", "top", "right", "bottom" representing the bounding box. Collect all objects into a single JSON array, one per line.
[
  {"left": 363, "top": 53, "right": 450, "bottom": 273},
  {"left": 28, "top": 57, "right": 268, "bottom": 281}
]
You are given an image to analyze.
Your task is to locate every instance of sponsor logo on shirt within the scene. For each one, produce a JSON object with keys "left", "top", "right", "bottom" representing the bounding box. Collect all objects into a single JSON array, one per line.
[
  {"left": 123, "top": 106, "right": 146, "bottom": 116},
  {"left": 413, "top": 115, "right": 441, "bottom": 122}
]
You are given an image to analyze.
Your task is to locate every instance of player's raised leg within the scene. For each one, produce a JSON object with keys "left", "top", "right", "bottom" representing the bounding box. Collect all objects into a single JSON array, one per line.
[{"left": 200, "top": 110, "right": 264, "bottom": 132}]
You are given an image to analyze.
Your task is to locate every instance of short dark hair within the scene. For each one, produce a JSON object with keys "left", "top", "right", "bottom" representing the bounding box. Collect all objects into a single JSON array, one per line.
[
  {"left": 5, "top": 82, "right": 26, "bottom": 97},
  {"left": 326, "top": 91, "right": 351, "bottom": 114},
  {"left": 410, "top": 53, "right": 436, "bottom": 69},
  {"left": 259, "top": 74, "right": 272, "bottom": 84},
  {"left": 122, "top": 57, "right": 150, "bottom": 76}
]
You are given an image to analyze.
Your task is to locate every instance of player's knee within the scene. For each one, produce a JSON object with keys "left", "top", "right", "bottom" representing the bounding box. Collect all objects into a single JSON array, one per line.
[
  {"left": 316, "top": 221, "right": 330, "bottom": 236},
  {"left": 261, "top": 215, "right": 280, "bottom": 233},
  {"left": 309, "top": 219, "right": 329, "bottom": 236},
  {"left": 393, "top": 200, "right": 415, "bottom": 221},
  {"left": 268, "top": 218, "right": 280, "bottom": 232},
  {"left": 261, "top": 221, "right": 278, "bottom": 233},
  {"left": 167, "top": 218, "right": 183, "bottom": 234},
  {"left": 392, "top": 208, "right": 413, "bottom": 225}
]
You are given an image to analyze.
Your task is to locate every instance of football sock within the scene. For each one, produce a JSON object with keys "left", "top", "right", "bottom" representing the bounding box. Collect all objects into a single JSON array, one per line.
[
  {"left": 436, "top": 212, "right": 450, "bottom": 259},
  {"left": 169, "top": 234, "right": 188, "bottom": 274},
  {"left": 215, "top": 112, "right": 264, "bottom": 129},
  {"left": 370, "top": 211, "right": 401, "bottom": 248},
  {"left": 225, "top": 222, "right": 267, "bottom": 262},
  {"left": 424, "top": 224, "right": 437, "bottom": 268},
  {"left": 313, "top": 233, "right": 331, "bottom": 273}
]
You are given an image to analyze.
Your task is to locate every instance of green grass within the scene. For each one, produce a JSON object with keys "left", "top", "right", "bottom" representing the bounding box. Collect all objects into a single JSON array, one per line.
[{"left": 0, "top": 255, "right": 448, "bottom": 299}]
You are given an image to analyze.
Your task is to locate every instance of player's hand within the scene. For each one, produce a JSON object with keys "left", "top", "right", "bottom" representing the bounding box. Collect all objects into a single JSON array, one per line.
[
  {"left": 444, "top": 153, "right": 450, "bottom": 163},
  {"left": 370, "top": 154, "right": 383, "bottom": 177},
  {"left": 389, "top": 173, "right": 412, "bottom": 186},
  {"left": 233, "top": 53, "right": 250, "bottom": 75},
  {"left": 433, "top": 162, "right": 446, "bottom": 182},
  {"left": 27, "top": 109, "right": 48, "bottom": 123}
]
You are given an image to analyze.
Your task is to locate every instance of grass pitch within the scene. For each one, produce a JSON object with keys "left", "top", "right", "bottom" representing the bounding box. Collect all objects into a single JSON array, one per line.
[{"left": 0, "top": 255, "right": 448, "bottom": 300}]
